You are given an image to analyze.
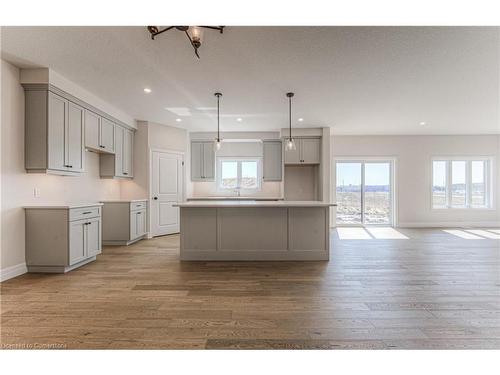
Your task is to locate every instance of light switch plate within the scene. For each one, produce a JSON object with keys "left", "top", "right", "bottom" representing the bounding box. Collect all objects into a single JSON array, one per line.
[{"left": 33, "top": 188, "right": 40, "bottom": 198}]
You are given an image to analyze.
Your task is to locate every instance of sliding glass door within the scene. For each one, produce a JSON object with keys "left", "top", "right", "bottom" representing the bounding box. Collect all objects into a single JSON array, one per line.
[{"left": 336, "top": 160, "right": 393, "bottom": 226}]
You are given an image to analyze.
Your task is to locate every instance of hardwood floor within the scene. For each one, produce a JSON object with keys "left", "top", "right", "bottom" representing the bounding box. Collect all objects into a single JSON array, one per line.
[{"left": 1, "top": 228, "right": 499, "bottom": 349}]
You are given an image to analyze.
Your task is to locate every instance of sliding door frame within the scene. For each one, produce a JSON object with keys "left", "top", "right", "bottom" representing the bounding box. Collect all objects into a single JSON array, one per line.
[{"left": 334, "top": 157, "right": 397, "bottom": 227}]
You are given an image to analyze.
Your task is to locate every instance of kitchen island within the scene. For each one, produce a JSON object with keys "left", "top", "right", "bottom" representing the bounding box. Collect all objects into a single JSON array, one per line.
[{"left": 174, "top": 200, "right": 336, "bottom": 261}]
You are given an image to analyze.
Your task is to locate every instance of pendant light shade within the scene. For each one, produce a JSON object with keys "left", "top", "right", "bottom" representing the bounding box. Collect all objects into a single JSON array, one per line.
[
  {"left": 285, "top": 138, "right": 296, "bottom": 151},
  {"left": 285, "top": 92, "right": 296, "bottom": 151},
  {"left": 214, "top": 92, "right": 222, "bottom": 151}
]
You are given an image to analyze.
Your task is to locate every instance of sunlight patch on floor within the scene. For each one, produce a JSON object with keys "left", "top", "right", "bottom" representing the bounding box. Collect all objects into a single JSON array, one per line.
[
  {"left": 336, "top": 227, "right": 408, "bottom": 240},
  {"left": 365, "top": 227, "right": 409, "bottom": 239},
  {"left": 443, "top": 229, "right": 484, "bottom": 239},
  {"left": 465, "top": 229, "right": 500, "bottom": 240},
  {"left": 336, "top": 227, "right": 372, "bottom": 240}
]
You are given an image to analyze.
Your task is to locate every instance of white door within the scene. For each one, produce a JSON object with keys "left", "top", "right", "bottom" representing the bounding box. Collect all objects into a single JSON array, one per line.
[{"left": 151, "top": 151, "right": 184, "bottom": 236}]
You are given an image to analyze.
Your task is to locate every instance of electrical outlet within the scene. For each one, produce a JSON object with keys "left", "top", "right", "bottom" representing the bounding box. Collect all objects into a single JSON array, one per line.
[{"left": 33, "top": 188, "right": 40, "bottom": 198}]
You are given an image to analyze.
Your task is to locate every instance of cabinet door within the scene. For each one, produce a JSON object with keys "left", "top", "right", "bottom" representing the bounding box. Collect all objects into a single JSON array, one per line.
[
  {"left": 123, "top": 129, "right": 133, "bottom": 177},
  {"left": 284, "top": 140, "right": 301, "bottom": 164},
  {"left": 86, "top": 218, "right": 101, "bottom": 257},
  {"left": 130, "top": 211, "right": 138, "bottom": 240},
  {"left": 136, "top": 209, "right": 146, "bottom": 237},
  {"left": 202, "top": 142, "right": 215, "bottom": 180},
  {"left": 47, "top": 92, "right": 67, "bottom": 171},
  {"left": 190, "top": 142, "right": 203, "bottom": 180},
  {"left": 114, "top": 125, "right": 124, "bottom": 176},
  {"left": 66, "top": 102, "right": 84, "bottom": 172},
  {"left": 263, "top": 140, "right": 283, "bottom": 181},
  {"left": 84, "top": 110, "right": 100, "bottom": 151},
  {"left": 301, "top": 138, "right": 321, "bottom": 164},
  {"left": 100, "top": 118, "right": 115, "bottom": 152},
  {"left": 69, "top": 220, "right": 86, "bottom": 265}
]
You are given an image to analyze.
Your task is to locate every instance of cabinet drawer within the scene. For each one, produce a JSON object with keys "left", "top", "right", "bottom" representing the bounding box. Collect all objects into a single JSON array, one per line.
[
  {"left": 130, "top": 201, "right": 147, "bottom": 211},
  {"left": 69, "top": 206, "right": 101, "bottom": 221}
]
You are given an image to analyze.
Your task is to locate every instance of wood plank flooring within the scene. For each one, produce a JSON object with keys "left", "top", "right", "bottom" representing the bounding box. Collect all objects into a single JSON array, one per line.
[{"left": 1, "top": 228, "right": 499, "bottom": 349}]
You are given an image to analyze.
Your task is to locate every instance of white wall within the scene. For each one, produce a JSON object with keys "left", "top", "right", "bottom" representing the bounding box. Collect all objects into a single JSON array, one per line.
[
  {"left": 19, "top": 68, "right": 136, "bottom": 129},
  {"left": 120, "top": 121, "right": 188, "bottom": 235},
  {"left": 188, "top": 131, "right": 283, "bottom": 198},
  {"left": 121, "top": 121, "right": 188, "bottom": 201},
  {"left": 1, "top": 59, "right": 122, "bottom": 278},
  {"left": 332, "top": 135, "right": 500, "bottom": 227}
]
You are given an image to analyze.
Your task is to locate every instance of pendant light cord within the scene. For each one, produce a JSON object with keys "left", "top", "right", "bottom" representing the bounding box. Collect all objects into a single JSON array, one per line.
[
  {"left": 286, "top": 92, "right": 294, "bottom": 141},
  {"left": 214, "top": 92, "right": 222, "bottom": 141}
]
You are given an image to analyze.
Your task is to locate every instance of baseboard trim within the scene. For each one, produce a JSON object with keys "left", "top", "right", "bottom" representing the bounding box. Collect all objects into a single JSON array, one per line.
[
  {"left": 0, "top": 263, "right": 28, "bottom": 282},
  {"left": 397, "top": 221, "right": 500, "bottom": 228}
]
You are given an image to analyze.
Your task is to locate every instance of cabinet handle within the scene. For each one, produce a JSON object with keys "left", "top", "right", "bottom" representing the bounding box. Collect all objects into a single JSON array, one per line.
[
  {"left": 137, "top": 212, "right": 141, "bottom": 215},
  {"left": 99, "top": 145, "right": 105, "bottom": 148},
  {"left": 64, "top": 165, "right": 73, "bottom": 168},
  {"left": 123, "top": 172, "right": 128, "bottom": 175},
  {"left": 153, "top": 197, "right": 158, "bottom": 200},
  {"left": 82, "top": 211, "right": 92, "bottom": 214}
]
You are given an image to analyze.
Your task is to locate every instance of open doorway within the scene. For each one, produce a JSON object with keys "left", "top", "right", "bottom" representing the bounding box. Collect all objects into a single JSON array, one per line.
[{"left": 335, "top": 159, "right": 396, "bottom": 226}]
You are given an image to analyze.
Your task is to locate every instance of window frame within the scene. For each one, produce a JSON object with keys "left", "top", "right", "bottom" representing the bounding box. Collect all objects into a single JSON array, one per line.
[
  {"left": 431, "top": 157, "right": 493, "bottom": 210},
  {"left": 216, "top": 157, "right": 263, "bottom": 193}
]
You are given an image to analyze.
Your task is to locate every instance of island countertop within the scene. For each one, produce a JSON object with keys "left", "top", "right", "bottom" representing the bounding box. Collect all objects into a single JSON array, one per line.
[{"left": 174, "top": 200, "right": 337, "bottom": 208}]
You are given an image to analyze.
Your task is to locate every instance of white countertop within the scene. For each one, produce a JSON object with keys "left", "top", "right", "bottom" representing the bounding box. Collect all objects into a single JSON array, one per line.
[
  {"left": 100, "top": 199, "right": 148, "bottom": 203},
  {"left": 174, "top": 200, "right": 337, "bottom": 208},
  {"left": 23, "top": 203, "right": 103, "bottom": 209}
]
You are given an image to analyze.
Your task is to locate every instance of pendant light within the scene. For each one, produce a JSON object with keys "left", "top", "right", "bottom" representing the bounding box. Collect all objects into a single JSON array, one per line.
[
  {"left": 285, "top": 92, "right": 296, "bottom": 151},
  {"left": 214, "top": 92, "right": 222, "bottom": 151}
]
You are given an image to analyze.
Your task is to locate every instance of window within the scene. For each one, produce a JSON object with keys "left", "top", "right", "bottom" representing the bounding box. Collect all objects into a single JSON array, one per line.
[
  {"left": 336, "top": 160, "right": 394, "bottom": 225},
  {"left": 217, "top": 158, "right": 262, "bottom": 191},
  {"left": 432, "top": 158, "right": 492, "bottom": 209}
]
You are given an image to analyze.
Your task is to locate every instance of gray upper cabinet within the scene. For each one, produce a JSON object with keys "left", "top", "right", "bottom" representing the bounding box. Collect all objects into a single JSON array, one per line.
[
  {"left": 263, "top": 140, "right": 283, "bottom": 181},
  {"left": 191, "top": 141, "right": 215, "bottom": 181},
  {"left": 100, "top": 125, "right": 134, "bottom": 178},
  {"left": 284, "top": 137, "right": 321, "bottom": 165},
  {"left": 100, "top": 117, "right": 115, "bottom": 152},
  {"left": 84, "top": 110, "right": 100, "bottom": 150},
  {"left": 67, "top": 102, "right": 85, "bottom": 172},
  {"left": 25, "top": 89, "right": 84, "bottom": 175},
  {"left": 123, "top": 129, "right": 133, "bottom": 177},
  {"left": 84, "top": 110, "right": 115, "bottom": 154},
  {"left": 301, "top": 138, "right": 321, "bottom": 164}
]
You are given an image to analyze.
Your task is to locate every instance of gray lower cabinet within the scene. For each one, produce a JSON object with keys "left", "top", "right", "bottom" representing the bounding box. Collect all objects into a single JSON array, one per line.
[
  {"left": 84, "top": 110, "right": 115, "bottom": 153},
  {"left": 101, "top": 200, "right": 148, "bottom": 245},
  {"left": 24, "top": 89, "right": 85, "bottom": 175},
  {"left": 263, "top": 140, "right": 283, "bottom": 181},
  {"left": 100, "top": 126, "right": 134, "bottom": 178},
  {"left": 191, "top": 141, "right": 215, "bottom": 181},
  {"left": 284, "top": 137, "right": 321, "bottom": 165},
  {"left": 24, "top": 204, "right": 102, "bottom": 273}
]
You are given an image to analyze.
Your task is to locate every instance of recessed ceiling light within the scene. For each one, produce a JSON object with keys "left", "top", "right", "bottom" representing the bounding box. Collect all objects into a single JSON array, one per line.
[
  {"left": 175, "top": 118, "right": 182, "bottom": 122},
  {"left": 236, "top": 118, "right": 243, "bottom": 122},
  {"left": 419, "top": 121, "right": 427, "bottom": 126},
  {"left": 298, "top": 118, "right": 304, "bottom": 122},
  {"left": 143, "top": 88, "right": 152, "bottom": 93}
]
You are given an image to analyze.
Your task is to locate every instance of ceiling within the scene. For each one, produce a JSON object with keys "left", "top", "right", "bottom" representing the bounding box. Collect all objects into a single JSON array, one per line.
[{"left": 1, "top": 26, "right": 499, "bottom": 134}]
